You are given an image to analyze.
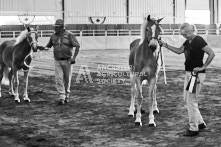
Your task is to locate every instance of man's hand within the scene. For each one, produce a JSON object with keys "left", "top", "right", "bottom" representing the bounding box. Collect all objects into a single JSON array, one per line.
[
  {"left": 37, "top": 46, "right": 50, "bottom": 51},
  {"left": 158, "top": 40, "right": 166, "bottom": 48},
  {"left": 69, "top": 58, "right": 76, "bottom": 64}
]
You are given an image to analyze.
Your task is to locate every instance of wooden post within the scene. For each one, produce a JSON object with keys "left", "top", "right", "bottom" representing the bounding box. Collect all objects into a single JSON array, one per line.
[
  {"left": 126, "top": 0, "right": 129, "bottom": 24},
  {"left": 209, "top": 0, "right": 215, "bottom": 24}
]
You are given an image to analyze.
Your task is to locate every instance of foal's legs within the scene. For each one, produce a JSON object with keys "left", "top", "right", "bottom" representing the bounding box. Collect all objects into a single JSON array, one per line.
[
  {"left": 13, "top": 67, "right": 20, "bottom": 102},
  {"left": 23, "top": 70, "right": 30, "bottom": 102},
  {"left": 134, "top": 77, "right": 143, "bottom": 126},
  {"left": 128, "top": 73, "right": 136, "bottom": 117},
  {"left": 0, "top": 65, "right": 4, "bottom": 97},
  {"left": 8, "top": 69, "right": 15, "bottom": 96},
  {"left": 148, "top": 77, "right": 157, "bottom": 127},
  {"left": 153, "top": 66, "right": 161, "bottom": 114},
  {"left": 153, "top": 85, "right": 159, "bottom": 114}
]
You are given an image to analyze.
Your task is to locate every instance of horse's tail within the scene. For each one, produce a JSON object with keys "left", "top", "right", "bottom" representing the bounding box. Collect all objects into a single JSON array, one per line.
[{"left": 1, "top": 67, "right": 10, "bottom": 86}]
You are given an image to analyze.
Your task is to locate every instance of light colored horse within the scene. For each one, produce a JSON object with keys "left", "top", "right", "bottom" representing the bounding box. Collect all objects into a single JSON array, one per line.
[
  {"left": 0, "top": 26, "right": 39, "bottom": 102},
  {"left": 128, "top": 15, "right": 163, "bottom": 126}
]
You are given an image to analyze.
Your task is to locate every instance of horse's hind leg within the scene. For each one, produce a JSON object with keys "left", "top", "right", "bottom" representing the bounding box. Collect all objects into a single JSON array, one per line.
[
  {"left": 0, "top": 65, "right": 4, "bottom": 97},
  {"left": 8, "top": 69, "right": 15, "bottom": 96},
  {"left": 148, "top": 77, "right": 157, "bottom": 127},
  {"left": 128, "top": 73, "right": 136, "bottom": 117},
  {"left": 23, "top": 71, "right": 30, "bottom": 102}
]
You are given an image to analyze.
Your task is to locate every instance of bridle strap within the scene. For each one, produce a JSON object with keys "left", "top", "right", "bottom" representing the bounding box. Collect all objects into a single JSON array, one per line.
[
  {"left": 29, "top": 41, "right": 38, "bottom": 46},
  {"left": 23, "top": 30, "right": 38, "bottom": 70},
  {"left": 27, "top": 31, "right": 38, "bottom": 47}
]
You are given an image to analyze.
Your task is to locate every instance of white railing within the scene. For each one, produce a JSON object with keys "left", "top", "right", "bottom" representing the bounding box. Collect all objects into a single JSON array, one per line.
[{"left": 0, "top": 28, "right": 220, "bottom": 38}]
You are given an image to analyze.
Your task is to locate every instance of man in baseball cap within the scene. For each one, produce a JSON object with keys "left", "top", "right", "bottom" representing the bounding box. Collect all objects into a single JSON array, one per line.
[{"left": 44, "top": 19, "right": 80, "bottom": 105}]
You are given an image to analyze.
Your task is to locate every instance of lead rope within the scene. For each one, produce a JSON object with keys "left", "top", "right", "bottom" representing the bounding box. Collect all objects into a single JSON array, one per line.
[
  {"left": 156, "top": 37, "right": 163, "bottom": 67},
  {"left": 23, "top": 50, "right": 34, "bottom": 72},
  {"left": 156, "top": 37, "right": 167, "bottom": 85}
]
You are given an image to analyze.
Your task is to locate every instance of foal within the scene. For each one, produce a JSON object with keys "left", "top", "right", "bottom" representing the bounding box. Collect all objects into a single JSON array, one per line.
[
  {"left": 128, "top": 15, "right": 163, "bottom": 126},
  {"left": 0, "top": 26, "right": 38, "bottom": 102}
]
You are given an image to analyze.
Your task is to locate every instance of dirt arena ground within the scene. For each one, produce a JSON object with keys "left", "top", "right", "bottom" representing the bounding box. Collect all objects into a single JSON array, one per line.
[{"left": 0, "top": 48, "right": 220, "bottom": 147}]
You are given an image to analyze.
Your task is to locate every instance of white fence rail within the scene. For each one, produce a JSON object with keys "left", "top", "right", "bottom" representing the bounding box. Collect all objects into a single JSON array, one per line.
[
  {"left": 1, "top": 29, "right": 221, "bottom": 50},
  {"left": 0, "top": 28, "right": 220, "bottom": 39}
]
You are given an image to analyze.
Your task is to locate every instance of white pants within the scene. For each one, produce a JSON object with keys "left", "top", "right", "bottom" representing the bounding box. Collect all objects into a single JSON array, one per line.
[
  {"left": 54, "top": 60, "right": 73, "bottom": 100},
  {"left": 183, "top": 72, "right": 206, "bottom": 131}
]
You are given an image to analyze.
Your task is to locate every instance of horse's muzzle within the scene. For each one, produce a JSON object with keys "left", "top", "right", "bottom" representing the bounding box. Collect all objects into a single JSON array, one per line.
[
  {"left": 31, "top": 42, "right": 38, "bottom": 52},
  {"left": 148, "top": 39, "right": 158, "bottom": 51},
  {"left": 32, "top": 46, "right": 38, "bottom": 52},
  {"left": 149, "top": 44, "right": 157, "bottom": 51}
]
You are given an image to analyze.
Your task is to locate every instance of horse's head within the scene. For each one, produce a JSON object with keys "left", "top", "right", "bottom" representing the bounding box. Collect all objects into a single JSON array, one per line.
[
  {"left": 145, "top": 15, "right": 163, "bottom": 51},
  {"left": 26, "top": 26, "right": 39, "bottom": 52}
]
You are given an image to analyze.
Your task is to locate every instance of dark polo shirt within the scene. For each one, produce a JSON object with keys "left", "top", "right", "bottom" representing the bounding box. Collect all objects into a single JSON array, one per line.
[{"left": 46, "top": 29, "right": 80, "bottom": 60}]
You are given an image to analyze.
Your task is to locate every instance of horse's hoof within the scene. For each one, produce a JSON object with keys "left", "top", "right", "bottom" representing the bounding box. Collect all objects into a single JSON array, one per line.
[
  {"left": 135, "top": 122, "right": 142, "bottom": 126},
  {"left": 23, "top": 97, "right": 31, "bottom": 103},
  {"left": 148, "top": 123, "right": 156, "bottom": 127},
  {"left": 128, "top": 114, "right": 134, "bottom": 117},
  {"left": 24, "top": 99, "right": 30, "bottom": 103},
  {"left": 153, "top": 110, "right": 159, "bottom": 114},
  {"left": 14, "top": 99, "right": 20, "bottom": 103}
]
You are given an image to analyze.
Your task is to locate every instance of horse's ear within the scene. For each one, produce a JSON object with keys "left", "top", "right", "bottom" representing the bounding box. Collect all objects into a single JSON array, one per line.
[
  {"left": 23, "top": 24, "right": 29, "bottom": 29},
  {"left": 27, "top": 26, "right": 31, "bottom": 32},
  {"left": 157, "top": 17, "right": 164, "bottom": 24},
  {"left": 35, "top": 25, "right": 39, "bottom": 30},
  {"left": 147, "top": 15, "right": 150, "bottom": 21}
]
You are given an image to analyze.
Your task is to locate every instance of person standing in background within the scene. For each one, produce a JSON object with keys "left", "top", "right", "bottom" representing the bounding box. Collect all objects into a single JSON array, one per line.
[{"left": 44, "top": 19, "right": 80, "bottom": 105}]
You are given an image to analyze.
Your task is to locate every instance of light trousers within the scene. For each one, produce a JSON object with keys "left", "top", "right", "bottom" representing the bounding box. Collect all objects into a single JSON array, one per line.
[
  {"left": 183, "top": 72, "right": 206, "bottom": 131},
  {"left": 54, "top": 60, "right": 73, "bottom": 100}
]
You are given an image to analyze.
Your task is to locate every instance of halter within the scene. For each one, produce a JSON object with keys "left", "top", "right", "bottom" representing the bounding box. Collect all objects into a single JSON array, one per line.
[
  {"left": 147, "top": 21, "right": 161, "bottom": 43},
  {"left": 23, "top": 30, "right": 38, "bottom": 70},
  {"left": 27, "top": 31, "right": 38, "bottom": 47}
]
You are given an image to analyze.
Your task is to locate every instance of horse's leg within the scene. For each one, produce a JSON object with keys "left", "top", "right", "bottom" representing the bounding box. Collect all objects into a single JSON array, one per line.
[
  {"left": 134, "top": 77, "right": 143, "bottom": 126},
  {"left": 8, "top": 69, "right": 15, "bottom": 96},
  {"left": 148, "top": 77, "right": 157, "bottom": 127},
  {"left": 128, "top": 73, "right": 136, "bottom": 117},
  {"left": 153, "top": 84, "right": 159, "bottom": 114},
  {"left": 13, "top": 67, "right": 20, "bottom": 102},
  {"left": 0, "top": 65, "right": 4, "bottom": 98},
  {"left": 23, "top": 70, "right": 30, "bottom": 102},
  {"left": 153, "top": 69, "right": 160, "bottom": 114}
]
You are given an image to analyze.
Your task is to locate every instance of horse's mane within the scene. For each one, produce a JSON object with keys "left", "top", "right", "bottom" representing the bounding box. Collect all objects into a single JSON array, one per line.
[{"left": 14, "top": 29, "right": 29, "bottom": 45}]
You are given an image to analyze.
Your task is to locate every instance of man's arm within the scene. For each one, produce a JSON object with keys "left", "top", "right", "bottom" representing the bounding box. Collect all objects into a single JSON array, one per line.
[
  {"left": 69, "top": 34, "right": 80, "bottom": 64},
  {"left": 44, "top": 37, "right": 53, "bottom": 50},
  {"left": 72, "top": 46, "right": 79, "bottom": 60},
  {"left": 193, "top": 45, "right": 215, "bottom": 72},
  {"left": 37, "top": 37, "right": 53, "bottom": 51}
]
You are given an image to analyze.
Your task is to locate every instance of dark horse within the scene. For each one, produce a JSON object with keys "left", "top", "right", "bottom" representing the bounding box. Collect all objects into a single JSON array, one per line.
[
  {"left": 0, "top": 26, "right": 38, "bottom": 102},
  {"left": 128, "top": 15, "right": 163, "bottom": 126}
]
